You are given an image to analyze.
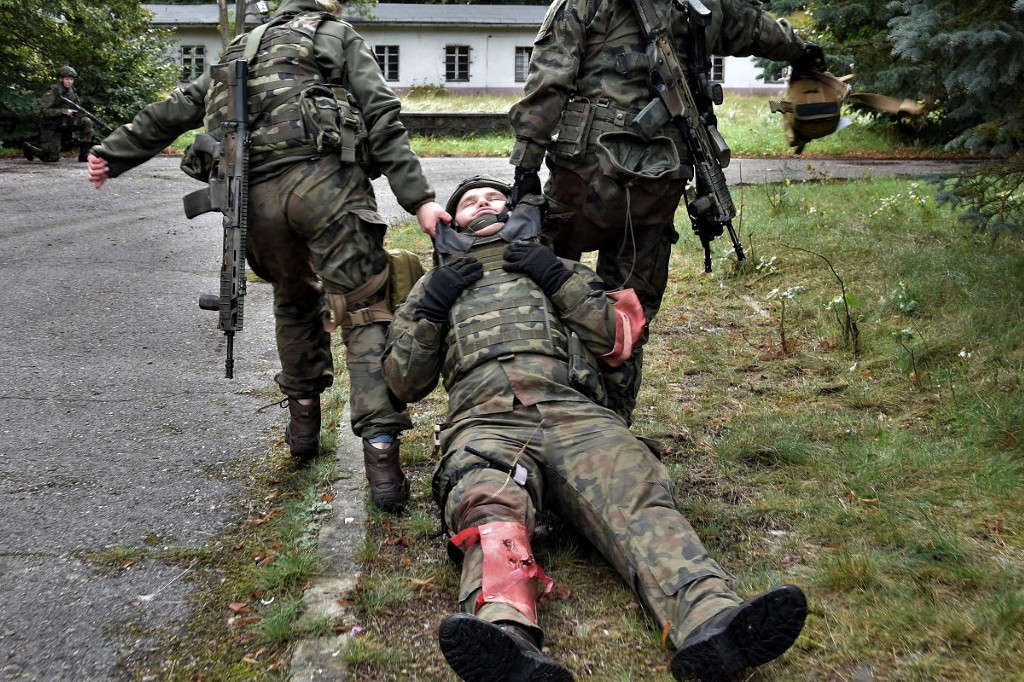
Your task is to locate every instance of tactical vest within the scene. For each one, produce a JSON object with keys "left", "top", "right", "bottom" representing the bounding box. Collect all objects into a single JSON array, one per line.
[
  {"left": 205, "top": 12, "right": 333, "bottom": 157},
  {"left": 440, "top": 239, "right": 569, "bottom": 382}
]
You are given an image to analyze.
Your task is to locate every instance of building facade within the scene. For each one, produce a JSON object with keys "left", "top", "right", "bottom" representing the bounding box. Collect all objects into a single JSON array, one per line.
[{"left": 144, "top": 3, "right": 785, "bottom": 95}]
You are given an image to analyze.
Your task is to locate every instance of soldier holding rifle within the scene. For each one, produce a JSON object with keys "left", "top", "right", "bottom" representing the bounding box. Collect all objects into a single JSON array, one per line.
[
  {"left": 508, "top": 0, "right": 825, "bottom": 422},
  {"left": 23, "top": 65, "right": 101, "bottom": 163},
  {"left": 87, "top": 0, "right": 447, "bottom": 513}
]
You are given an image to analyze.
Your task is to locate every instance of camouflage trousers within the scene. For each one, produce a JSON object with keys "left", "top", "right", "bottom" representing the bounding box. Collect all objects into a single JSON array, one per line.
[
  {"left": 247, "top": 155, "right": 412, "bottom": 438},
  {"left": 544, "top": 159, "right": 684, "bottom": 422},
  {"left": 38, "top": 116, "right": 93, "bottom": 162},
  {"left": 435, "top": 400, "right": 739, "bottom": 649}
]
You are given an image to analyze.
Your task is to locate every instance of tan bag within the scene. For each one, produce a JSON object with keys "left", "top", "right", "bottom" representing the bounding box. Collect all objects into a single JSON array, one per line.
[
  {"left": 770, "top": 70, "right": 924, "bottom": 154},
  {"left": 386, "top": 248, "right": 426, "bottom": 311}
]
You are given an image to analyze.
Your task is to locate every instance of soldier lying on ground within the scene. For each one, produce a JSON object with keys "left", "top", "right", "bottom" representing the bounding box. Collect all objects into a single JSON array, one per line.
[{"left": 381, "top": 176, "right": 808, "bottom": 682}]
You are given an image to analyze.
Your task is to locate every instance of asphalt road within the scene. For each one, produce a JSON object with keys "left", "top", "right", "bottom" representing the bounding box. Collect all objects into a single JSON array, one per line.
[{"left": 0, "top": 153, "right": 969, "bottom": 681}]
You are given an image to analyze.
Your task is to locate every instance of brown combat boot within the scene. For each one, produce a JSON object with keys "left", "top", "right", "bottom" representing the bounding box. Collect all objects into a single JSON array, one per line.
[
  {"left": 284, "top": 397, "right": 321, "bottom": 464},
  {"left": 438, "top": 613, "right": 574, "bottom": 682},
  {"left": 362, "top": 438, "right": 409, "bottom": 512},
  {"left": 670, "top": 585, "right": 807, "bottom": 682}
]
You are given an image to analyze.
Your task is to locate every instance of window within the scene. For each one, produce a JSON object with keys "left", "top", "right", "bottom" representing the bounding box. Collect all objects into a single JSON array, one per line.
[
  {"left": 180, "top": 45, "right": 206, "bottom": 82},
  {"left": 374, "top": 45, "right": 400, "bottom": 81},
  {"left": 711, "top": 56, "right": 724, "bottom": 83},
  {"left": 515, "top": 46, "right": 533, "bottom": 83},
  {"left": 445, "top": 45, "right": 471, "bottom": 83}
]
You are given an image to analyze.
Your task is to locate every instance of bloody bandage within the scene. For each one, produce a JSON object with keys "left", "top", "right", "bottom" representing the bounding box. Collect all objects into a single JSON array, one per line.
[
  {"left": 449, "top": 521, "right": 553, "bottom": 623},
  {"left": 599, "top": 288, "right": 646, "bottom": 367}
]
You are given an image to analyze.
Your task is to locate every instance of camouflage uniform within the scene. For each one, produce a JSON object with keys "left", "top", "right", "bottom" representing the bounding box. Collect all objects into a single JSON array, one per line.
[
  {"left": 91, "top": 0, "right": 436, "bottom": 445},
  {"left": 35, "top": 80, "right": 93, "bottom": 162},
  {"left": 383, "top": 228, "right": 745, "bottom": 656},
  {"left": 508, "top": 0, "right": 806, "bottom": 421}
]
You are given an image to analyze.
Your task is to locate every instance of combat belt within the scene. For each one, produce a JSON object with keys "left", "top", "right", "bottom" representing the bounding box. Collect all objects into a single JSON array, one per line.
[{"left": 550, "top": 97, "right": 685, "bottom": 161}]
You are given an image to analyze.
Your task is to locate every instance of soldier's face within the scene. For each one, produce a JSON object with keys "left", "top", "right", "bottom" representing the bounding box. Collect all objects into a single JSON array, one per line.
[
  {"left": 455, "top": 187, "right": 508, "bottom": 236},
  {"left": 61, "top": 77, "right": 75, "bottom": 88}
]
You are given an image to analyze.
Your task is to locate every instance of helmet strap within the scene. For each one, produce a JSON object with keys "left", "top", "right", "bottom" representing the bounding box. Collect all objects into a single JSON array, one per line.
[{"left": 459, "top": 209, "right": 509, "bottom": 235}]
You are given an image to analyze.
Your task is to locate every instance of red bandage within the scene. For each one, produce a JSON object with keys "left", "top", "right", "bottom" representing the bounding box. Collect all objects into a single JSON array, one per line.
[
  {"left": 450, "top": 521, "right": 553, "bottom": 623},
  {"left": 599, "top": 288, "right": 646, "bottom": 367}
]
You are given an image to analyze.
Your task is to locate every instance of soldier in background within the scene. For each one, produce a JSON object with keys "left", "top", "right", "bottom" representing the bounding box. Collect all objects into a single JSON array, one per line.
[
  {"left": 382, "top": 176, "right": 807, "bottom": 682},
  {"left": 508, "top": 0, "right": 824, "bottom": 423},
  {"left": 23, "top": 65, "right": 93, "bottom": 163},
  {"left": 86, "top": 0, "right": 448, "bottom": 512}
]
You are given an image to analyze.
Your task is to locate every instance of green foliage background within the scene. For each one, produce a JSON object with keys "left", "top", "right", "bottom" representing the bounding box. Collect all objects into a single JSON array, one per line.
[{"left": 0, "top": 0, "right": 179, "bottom": 146}]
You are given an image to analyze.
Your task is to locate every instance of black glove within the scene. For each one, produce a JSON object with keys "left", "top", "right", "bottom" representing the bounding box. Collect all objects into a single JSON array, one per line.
[
  {"left": 414, "top": 257, "right": 483, "bottom": 323},
  {"left": 502, "top": 241, "right": 572, "bottom": 297},
  {"left": 791, "top": 42, "right": 826, "bottom": 78},
  {"left": 510, "top": 166, "right": 542, "bottom": 208}
]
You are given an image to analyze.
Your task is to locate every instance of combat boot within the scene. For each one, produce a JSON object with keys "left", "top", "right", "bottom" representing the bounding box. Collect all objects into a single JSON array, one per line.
[
  {"left": 439, "top": 613, "right": 574, "bottom": 682},
  {"left": 362, "top": 438, "right": 409, "bottom": 512},
  {"left": 22, "top": 142, "right": 39, "bottom": 161},
  {"left": 670, "top": 584, "right": 807, "bottom": 682},
  {"left": 78, "top": 142, "right": 90, "bottom": 162},
  {"left": 284, "top": 397, "right": 321, "bottom": 464}
]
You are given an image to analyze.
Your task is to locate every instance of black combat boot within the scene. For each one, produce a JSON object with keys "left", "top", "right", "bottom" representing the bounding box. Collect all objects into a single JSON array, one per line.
[
  {"left": 670, "top": 584, "right": 807, "bottom": 682},
  {"left": 22, "top": 142, "right": 39, "bottom": 161},
  {"left": 438, "top": 613, "right": 574, "bottom": 682},
  {"left": 78, "top": 142, "right": 90, "bottom": 162},
  {"left": 284, "top": 397, "right": 321, "bottom": 464},
  {"left": 362, "top": 438, "right": 409, "bottom": 512}
]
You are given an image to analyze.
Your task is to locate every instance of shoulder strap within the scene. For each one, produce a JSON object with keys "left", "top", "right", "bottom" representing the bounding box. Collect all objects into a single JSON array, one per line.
[{"left": 243, "top": 22, "right": 271, "bottom": 61}]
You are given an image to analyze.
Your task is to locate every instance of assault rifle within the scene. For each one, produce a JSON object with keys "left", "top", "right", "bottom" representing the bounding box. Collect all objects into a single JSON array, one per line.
[
  {"left": 629, "top": 0, "right": 745, "bottom": 272},
  {"left": 57, "top": 95, "right": 113, "bottom": 134},
  {"left": 183, "top": 59, "right": 250, "bottom": 378}
]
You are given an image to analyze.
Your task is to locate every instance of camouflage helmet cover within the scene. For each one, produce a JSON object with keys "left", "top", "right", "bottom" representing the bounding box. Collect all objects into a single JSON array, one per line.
[
  {"left": 58, "top": 66, "right": 78, "bottom": 78},
  {"left": 445, "top": 175, "right": 512, "bottom": 218}
]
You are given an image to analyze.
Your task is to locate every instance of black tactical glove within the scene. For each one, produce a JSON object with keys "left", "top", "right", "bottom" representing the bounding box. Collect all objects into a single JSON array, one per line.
[
  {"left": 510, "top": 166, "right": 542, "bottom": 208},
  {"left": 414, "top": 257, "right": 483, "bottom": 323},
  {"left": 502, "top": 241, "right": 573, "bottom": 297},
  {"left": 791, "top": 42, "right": 826, "bottom": 79}
]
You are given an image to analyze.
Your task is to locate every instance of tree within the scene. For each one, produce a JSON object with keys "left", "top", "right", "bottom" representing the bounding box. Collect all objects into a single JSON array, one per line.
[
  {"left": 0, "top": 0, "right": 178, "bottom": 148},
  {"left": 765, "top": 0, "right": 1024, "bottom": 236}
]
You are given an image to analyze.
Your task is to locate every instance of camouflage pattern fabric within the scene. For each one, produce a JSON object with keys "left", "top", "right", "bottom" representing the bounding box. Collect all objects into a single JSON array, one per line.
[
  {"left": 508, "top": 0, "right": 806, "bottom": 421},
  {"left": 437, "top": 406, "right": 740, "bottom": 648},
  {"left": 248, "top": 154, "right": 412, "bottom": 436},
  {"left": 37, "top": 83, "right": 92, "bottom": 161},
  {"left": 383, "top": 246, "right": 744, "bottom": 650},
  {"left": 92, "top": 0, "right": 436, "bottom": 439}
]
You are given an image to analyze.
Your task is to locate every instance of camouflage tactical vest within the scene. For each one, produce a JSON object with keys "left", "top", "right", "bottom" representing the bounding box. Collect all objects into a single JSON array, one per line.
[
  {"left": 440, "top": 239, "right": 569, "bottom": 382},
  {"left": 204, "top": 12, "right": 332, "bottom": 156}
]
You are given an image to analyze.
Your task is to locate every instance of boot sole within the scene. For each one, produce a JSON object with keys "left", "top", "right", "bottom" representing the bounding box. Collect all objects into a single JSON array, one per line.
[
  {"left": 439, "top": 614, "right": 574, "bottom": 682},
  {"left": 670, "top": 585, "right": 807, "bottom": 682}
]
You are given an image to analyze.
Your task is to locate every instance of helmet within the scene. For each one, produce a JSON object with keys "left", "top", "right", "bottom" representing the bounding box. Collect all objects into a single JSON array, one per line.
[
  {"left": 58, "top": 66, "right": 78, "bottom": 78},
  {"left": 445, "top": 175, "right": 512, "bottom": 218},
  {"left": 769, "top": 70, "right": 852, "bottom": 154}
]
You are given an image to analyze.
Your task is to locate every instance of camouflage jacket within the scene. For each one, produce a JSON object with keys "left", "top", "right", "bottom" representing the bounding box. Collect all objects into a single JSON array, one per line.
[
  {"left": 40, "top": 83, "right": 80, "bottom": 125},
  {"left": 383, "top": 255, "right": 634, "bottom": 421},
  {"left": 508, "top": 0, "right": 805, "bottom": 169},
  {"left": 92, "top": 0, "right": 433, "bottom": 213}
]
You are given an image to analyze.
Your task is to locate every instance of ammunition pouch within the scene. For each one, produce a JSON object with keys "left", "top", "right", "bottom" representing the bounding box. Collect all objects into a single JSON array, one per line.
[
  {"left": 299, "top": 83, "right": 366, "bottom": 164},
  {"left": 567, "top": 331, "right": 608, "bottom": 407},
  {"left": 578, "top": 130, "right": 682, "bottom": 231}
]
